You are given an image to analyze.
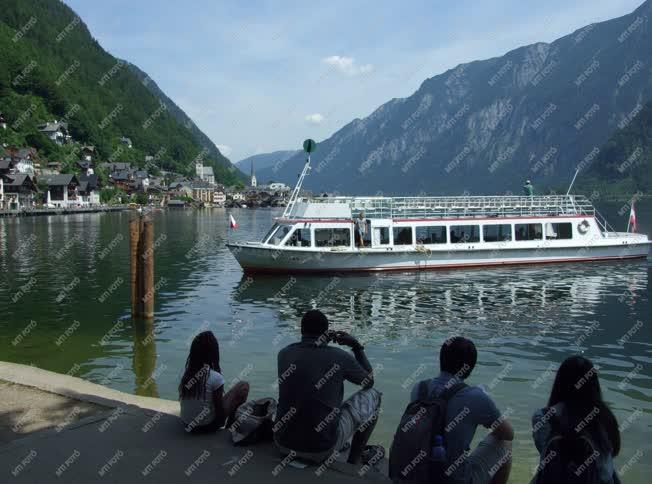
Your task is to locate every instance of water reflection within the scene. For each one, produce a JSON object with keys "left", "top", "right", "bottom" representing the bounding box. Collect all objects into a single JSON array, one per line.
[
  {"left": 231, "top": 262, "right": 648, "bottom": 353},
  {"left": 131, "top": 319, "right": 159, "bottom": 397}
]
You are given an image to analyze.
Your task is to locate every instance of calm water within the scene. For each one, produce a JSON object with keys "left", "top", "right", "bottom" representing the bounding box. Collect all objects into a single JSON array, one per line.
[{"left": 1, "top": 202, "right": 650, "bottom": 483}]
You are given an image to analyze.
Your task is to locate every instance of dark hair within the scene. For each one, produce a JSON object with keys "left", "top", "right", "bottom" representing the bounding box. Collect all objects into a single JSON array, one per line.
[
  {"left": 440, "top": 336, "right": 477, "bottom": 379},
  {"left": 301, "top": 309, "right": 329, "bottom": 336},
  {"left": 179, "top": 331, "right": 221, "bottom": 400},
  {"left": 548, "top": 355, "right": 620, "bottom": 456}
]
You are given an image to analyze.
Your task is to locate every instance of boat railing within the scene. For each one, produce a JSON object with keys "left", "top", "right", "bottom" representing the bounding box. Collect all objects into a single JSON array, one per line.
[{"left": 291, "top": 195, "right": 598, "bottom": 219}]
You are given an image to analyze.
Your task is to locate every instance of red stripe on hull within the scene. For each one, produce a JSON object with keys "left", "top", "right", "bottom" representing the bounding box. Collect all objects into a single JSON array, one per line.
[{"left": 241, "top": 254, "right": 648, "bottom": 274}]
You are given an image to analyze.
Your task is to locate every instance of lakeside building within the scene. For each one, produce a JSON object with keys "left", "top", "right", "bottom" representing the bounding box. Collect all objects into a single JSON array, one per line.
[
  {"left": 0, "top": 173, "right": 37, "bottom": 209},
  {"left": 40, "top": 174, "right": 80, "bottom": 208},
  {"left": 78, "top": 174, "right": 100, "bottom": 206}
]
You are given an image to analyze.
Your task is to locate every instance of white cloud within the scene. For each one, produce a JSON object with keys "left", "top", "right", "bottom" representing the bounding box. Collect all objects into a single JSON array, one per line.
[
  {"left": 305, "top": 113, "right": 325, "bottom": 125},
  {"left": 323, "top": 55, "right": 374, "bottom": 76},
  {"left": 216, "top": 144, "right": 232, "bottom": 156}
]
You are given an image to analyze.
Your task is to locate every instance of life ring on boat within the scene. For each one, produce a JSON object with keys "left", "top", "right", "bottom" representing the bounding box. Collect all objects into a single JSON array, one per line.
[{"left": 577, "top": 219, "right": 590, "bottom": 234}]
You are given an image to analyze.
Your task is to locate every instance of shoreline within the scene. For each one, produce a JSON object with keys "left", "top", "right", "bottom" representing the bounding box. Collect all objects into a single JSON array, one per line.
[{"left": 0, "top": 205, "right": 130, "bottom": 218}]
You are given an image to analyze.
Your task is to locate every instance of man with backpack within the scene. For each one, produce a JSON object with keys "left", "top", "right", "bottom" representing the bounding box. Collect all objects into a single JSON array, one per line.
[{"left": 389, "top": 336, "right": 513, "bottom": 484}]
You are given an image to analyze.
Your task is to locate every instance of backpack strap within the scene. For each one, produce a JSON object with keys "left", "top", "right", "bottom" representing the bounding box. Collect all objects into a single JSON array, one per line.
[{"left": 417, "top": 380, "right": 430, "bottom": 401}]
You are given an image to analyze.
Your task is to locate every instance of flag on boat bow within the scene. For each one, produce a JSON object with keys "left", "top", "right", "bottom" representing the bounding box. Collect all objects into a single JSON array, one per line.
[
  {"left": 229, "top": 214, "right": 238, "bottom": 229},
  {"left": 628, "top": 201, "right": 637, "bottom": 233}
]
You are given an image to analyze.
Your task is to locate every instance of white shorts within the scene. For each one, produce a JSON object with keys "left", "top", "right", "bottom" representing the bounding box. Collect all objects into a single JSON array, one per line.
[
  {"left": 467, "top": 435, "right": 512, "bottom": 484},
  {"left": 275, "top": 388, "right": 381, "bottom": 463}
]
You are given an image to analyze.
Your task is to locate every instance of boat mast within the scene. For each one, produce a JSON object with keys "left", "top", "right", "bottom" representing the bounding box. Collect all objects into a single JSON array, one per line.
[
  {"left": 565, "top": 167, "right": 580, "bottom": 197},
  {"left": 282, "top": 139, "right": 317, "bottom": 218}
]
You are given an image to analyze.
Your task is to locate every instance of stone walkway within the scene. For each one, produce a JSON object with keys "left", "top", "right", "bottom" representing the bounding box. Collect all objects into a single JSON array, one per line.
[{"left": 0, "top": 362, "right": 387, "bottom": 483}]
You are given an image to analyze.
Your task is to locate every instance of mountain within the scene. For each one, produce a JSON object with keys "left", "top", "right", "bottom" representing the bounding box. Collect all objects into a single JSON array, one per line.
[
  {"left": 126, "top": 62, "right": 244, "bottom": 181},
  {"left": 0, "top": 0, "right": 242, "bottom": 184},
  {"left": 235, "top": 150, "right": 299, "bottom": 178},
  {"left": 579, "top": 101, "right": 652, "bottom": 196},
  {"left": 256, "top": 0, "right": 652, "bottom": 195}
]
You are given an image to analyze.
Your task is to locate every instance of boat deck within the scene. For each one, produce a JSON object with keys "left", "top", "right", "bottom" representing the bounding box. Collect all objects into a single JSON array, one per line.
[{"left": 288, "top": 195, "right": 597, "bottom": 220}]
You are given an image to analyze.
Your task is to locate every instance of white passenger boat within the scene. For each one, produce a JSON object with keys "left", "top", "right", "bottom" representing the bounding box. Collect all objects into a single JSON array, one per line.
[{"left": 227, "top": 147, "right": 650, "bottom": 274}]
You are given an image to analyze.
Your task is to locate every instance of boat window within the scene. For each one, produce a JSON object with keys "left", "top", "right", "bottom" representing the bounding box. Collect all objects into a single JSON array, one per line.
[
  {"left": 262, "top": 223, "right": 279, "bottom": 243},
  {"left": 267, "top": 224, "right": 293, "bottom": 245},
  {"left": 483, "top": 224, "right": 512, "bottom": 242},
  {"left": 515, "top": 223, "right": 543, "bottom": 241},
  {"left": 285, "top": 227, "right": 312, "bottom": 247},
  {"left": 545, "top": 222, "right": 572, "bottom": 240},
  {"left": 372, "top": 227, "right": 390, "bottom": 246},
  {"left": 315, "top": 228, "right": 351, "bottom": 247},
  {"left": 450, "top": 225, "right": 480, "bottom": 243},
  {"left": 416, "top": 226, "right": 447, "bottom": 244},
  {"left": 393, "top": 227, "right": 413, "bottom": 245}
]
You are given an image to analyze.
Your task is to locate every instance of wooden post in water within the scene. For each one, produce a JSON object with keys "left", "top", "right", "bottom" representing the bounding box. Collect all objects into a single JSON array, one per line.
[
  {"left": 141, "top": 219, "right": 155, "bottom": 319},
  {"left": 130, "top": 216, "right": 155, "bottom": 320},
  {"left": 130, "top": 218, "right": 140, "bottom": 318}
]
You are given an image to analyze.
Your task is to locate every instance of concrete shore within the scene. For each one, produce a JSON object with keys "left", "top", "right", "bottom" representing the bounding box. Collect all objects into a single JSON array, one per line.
[{"left": 0, "top": 362, "right": 387, "bottom": 483}]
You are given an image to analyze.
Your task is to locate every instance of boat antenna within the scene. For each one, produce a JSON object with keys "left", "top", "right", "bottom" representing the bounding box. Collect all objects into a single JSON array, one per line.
[
  {"left": 282, "top": 139, "right": 316, "bottom": 218},
  {"left": 565, "top": 167, "right": 580, "bottom": 197}
]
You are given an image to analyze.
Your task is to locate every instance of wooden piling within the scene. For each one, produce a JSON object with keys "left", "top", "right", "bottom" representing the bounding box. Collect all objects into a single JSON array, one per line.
[
  {"left": 129, "top": 218, "right": 140, "bottom": 318},
  {"left": 130, "top": 216, "right": 155, "bottom": 320},
  {"left": 141, "top": 219, "right": 155, "bottom": 319}
]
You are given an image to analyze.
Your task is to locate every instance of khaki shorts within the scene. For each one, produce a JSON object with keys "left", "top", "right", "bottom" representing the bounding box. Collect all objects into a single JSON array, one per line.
[
  {"left": 275, "top": 388, "right": 381, "bottom": 463},
  {"left": 467, "top": 435, "right": 512, "bottom": 484}
]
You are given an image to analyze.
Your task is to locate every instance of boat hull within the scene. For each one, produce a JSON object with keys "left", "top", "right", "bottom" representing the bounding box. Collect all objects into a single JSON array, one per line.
[{"left": 227, "top": 242, "right": 650, "bottom": 274}]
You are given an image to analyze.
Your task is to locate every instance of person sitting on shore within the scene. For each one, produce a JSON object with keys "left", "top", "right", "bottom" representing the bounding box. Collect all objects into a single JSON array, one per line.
[
  {"left": 274, "top": 309, "right": 381, "bottom": 464},
  {"left": 179, "top": 331, "right": 249, "bottom": 433},
  {"left": 403, "top": 336, "right": 513, "bottom": 484},
  {"left": 531, "top": 355, "right": 621, "bottom": 483}
]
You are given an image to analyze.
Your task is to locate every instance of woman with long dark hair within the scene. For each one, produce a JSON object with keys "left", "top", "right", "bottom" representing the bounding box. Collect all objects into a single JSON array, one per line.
[
  {"left": 179, "top": 331, "right": 249, "bottom": 433},
  {"left": 532, "top": 355, "right": 621, "bottom": 483}
]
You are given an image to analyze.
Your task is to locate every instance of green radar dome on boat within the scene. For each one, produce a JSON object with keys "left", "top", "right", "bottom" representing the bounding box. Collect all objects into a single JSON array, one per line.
[{"left": 303, "top": 139, "right": 317, "bottom": 153}]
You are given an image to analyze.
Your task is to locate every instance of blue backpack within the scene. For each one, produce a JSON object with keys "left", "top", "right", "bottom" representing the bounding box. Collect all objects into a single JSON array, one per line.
[{"left": 389, "top": 381, "right": 466, "bottom": 483}]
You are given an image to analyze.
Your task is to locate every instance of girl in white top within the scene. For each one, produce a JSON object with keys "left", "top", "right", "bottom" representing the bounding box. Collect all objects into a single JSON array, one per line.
[{"left": 179, "top": 331, "right": 249, "bottom": 433}]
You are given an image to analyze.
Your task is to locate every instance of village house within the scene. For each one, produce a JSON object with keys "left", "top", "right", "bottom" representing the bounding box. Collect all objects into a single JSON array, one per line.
[
  {"left": 190, "top": 180, "right": 215, "bottom": 204},
  {"left": 0, "top": 159, "right": 14, "bottom": 176},
  {"left": 226, "top": 188, "right": 246, "bottom": 202},
  {"left": 37, "top": 121, "right": 70, "bottom": 145},
  {"left": 109, "top": 171, "right": 132, "bottom": 192},
  {"left": 42, "top": 161, "right": 63, "bottom": 175},
  {"left": 120, "top": 136, "right": 133, "bottom": 148},
  {"left": 78, "top": 173, "right": 100, "bottom": 206},
  {"left": 213, "top": 185, "right": 226, "bottom": 206},
  {"left": 41, "top": 174, "right": 80, "bottom": 208},
  {"left": 1, "top": 173, "right": 37, "bottom": 210},
  {"left": 99, "top": 162, "right": 132, "bottom": 172},
  {"left": 81, "top": 145, "right": 95, "bottom": 162},
  {"left": 2, "top": 147, "right": 39, "bottom": 175},
  {"left": 76, "top": 160, "right": 94, "bottom": 175},
  {"left": 168, "top": 181, "right": 193, "bottom": 199}
]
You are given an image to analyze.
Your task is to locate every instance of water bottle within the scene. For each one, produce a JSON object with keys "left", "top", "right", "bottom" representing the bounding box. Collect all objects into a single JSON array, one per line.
[
  {"left": 431, "top": 435, "right": 447, "bottom": 461},
  {"left": 429, "top": 435, "right": 447, "bottom": 481}
]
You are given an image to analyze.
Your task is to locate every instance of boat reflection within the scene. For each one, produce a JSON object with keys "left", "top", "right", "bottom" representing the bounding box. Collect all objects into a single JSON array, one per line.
[{"left": 230, "top": 261, "right": 649, "bottom": 349}]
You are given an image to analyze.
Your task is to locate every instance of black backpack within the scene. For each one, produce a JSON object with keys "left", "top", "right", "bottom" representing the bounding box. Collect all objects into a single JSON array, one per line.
[
  {"left": 389, "top": 380, "right": 466, "bottom": 483},
  {"left": 532, "top": 414, "right": 605, "bottom": 484}
]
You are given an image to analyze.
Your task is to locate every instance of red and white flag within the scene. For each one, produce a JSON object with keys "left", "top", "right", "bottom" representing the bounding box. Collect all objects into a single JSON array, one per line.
[
  {"left": 229, "top": 214, "right": 238, "bottom": 229},
  {"left": 628, "top": 201, "right": 637, "bottom": 233}
]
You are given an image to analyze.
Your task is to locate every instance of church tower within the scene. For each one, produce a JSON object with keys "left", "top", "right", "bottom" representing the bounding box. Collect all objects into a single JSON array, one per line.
[
  {"left": 250, "top": 160, "right": 257, "bottom": 187},
  {"left": 195, "top": 157, "right": 203, "bottom": 180}
]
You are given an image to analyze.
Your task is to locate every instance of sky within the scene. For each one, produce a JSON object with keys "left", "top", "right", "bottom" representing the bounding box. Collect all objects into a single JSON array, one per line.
[{"left": 64, "top": 0, "right": 644, "bottom": 163}]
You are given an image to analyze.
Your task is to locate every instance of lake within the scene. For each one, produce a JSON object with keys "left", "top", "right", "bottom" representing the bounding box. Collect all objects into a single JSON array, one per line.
[{"left": 1, "top": 201, "right": 650, "bottom": 483}]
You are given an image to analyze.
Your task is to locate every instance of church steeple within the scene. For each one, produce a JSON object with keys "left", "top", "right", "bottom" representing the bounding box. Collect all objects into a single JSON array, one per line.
[{"left": 250, "top": 159, "right": 257, "bottom": 187}]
